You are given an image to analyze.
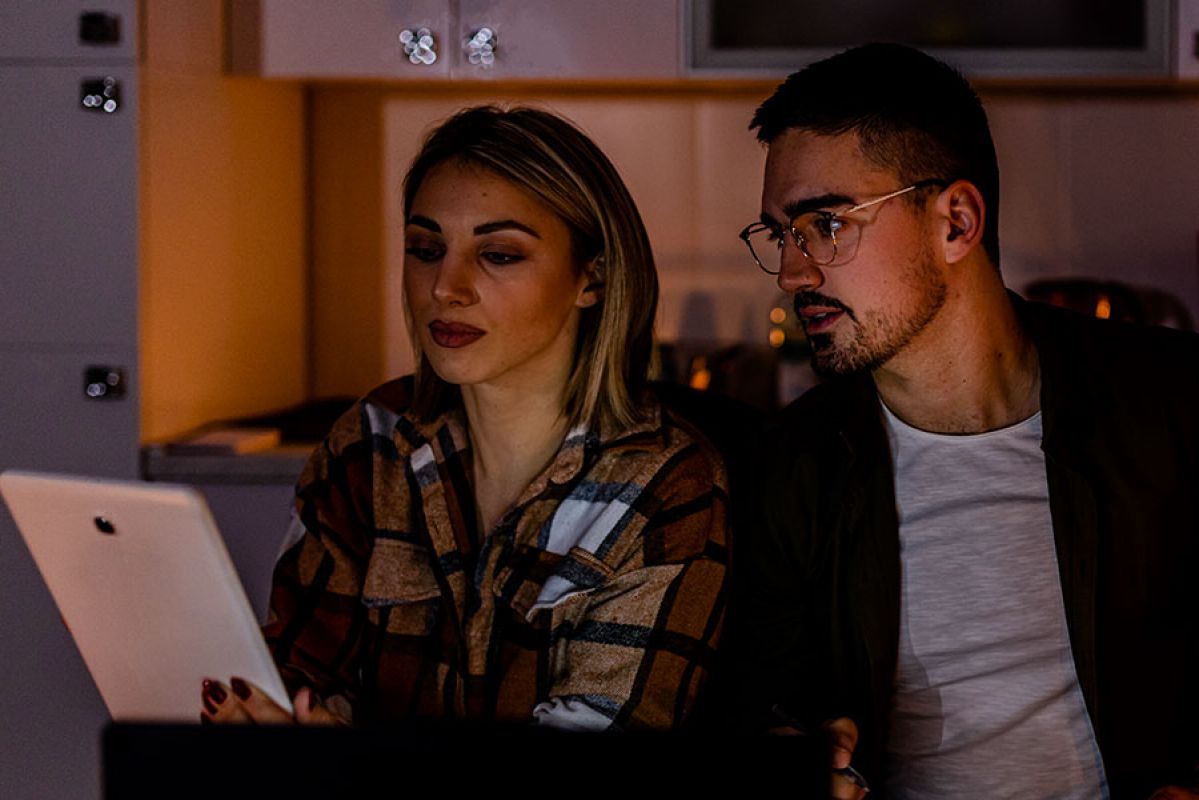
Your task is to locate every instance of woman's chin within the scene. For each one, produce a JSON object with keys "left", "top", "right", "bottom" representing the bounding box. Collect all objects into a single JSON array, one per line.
[{"left": 424, "top": 357, "right": 485, "bottom": 388}]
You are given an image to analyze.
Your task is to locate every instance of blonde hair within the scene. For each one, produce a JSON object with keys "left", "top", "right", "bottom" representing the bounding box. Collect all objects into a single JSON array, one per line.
[{"left": 402, "top": 106, "right": 657, "bottom": 431}]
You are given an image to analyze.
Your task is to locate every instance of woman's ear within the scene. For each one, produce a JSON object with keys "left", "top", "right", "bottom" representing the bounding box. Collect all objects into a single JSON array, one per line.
[
  {"left": 938, "top": 180, "right": 986, "bottom": 265},
  {"left": 576, "top": 256, "right": 604, "bottom": 308}
]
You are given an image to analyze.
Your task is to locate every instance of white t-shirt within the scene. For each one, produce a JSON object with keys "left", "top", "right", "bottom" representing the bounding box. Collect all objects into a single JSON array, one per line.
[{"left": 882, "top": 403, "right": 1108, "bottom": 799}]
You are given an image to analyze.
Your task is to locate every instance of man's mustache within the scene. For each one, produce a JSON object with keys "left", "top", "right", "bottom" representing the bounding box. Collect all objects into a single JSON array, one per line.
[{"left": 793, "top": 291, "right": 857, "bottom": 323}]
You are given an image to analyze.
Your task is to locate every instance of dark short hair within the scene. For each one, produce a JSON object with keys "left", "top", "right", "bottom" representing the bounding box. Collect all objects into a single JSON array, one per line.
[
  {"left": 751, "top": 43, "right": 1001, "bottom": 267},
  {"left": 402, "top": 105, "right": 658, "bottom": 430}
]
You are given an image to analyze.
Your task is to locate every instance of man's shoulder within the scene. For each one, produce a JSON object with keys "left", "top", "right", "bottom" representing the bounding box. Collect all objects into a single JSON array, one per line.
[{"left": 1023, "top": 300, "right": 1199, "bottom": 395}]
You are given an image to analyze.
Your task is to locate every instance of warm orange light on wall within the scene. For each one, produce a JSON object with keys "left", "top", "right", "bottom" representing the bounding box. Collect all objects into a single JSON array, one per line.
[{"left": 689, "top": 357, "right": 711, "bottom": 391}]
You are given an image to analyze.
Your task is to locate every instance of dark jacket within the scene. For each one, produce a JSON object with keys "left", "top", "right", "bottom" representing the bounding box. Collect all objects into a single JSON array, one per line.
[{"left": 735, "top": 298, "right": 1198, "bottom": 798}]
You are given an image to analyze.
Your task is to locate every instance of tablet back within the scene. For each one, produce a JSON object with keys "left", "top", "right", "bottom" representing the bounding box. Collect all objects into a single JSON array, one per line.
[{"left": 0, "top": 470, "right": 291, "bottom": 720}]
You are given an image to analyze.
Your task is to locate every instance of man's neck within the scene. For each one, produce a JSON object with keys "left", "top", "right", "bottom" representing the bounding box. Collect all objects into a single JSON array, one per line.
[{"left": 874, "top": 285, "right": 1041, "bottom": 434}]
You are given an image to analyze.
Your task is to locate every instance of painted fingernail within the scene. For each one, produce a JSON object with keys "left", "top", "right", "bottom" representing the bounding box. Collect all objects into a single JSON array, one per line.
[
  {"left": 203, "top": 695, "right": 219, "bottom": 715},
  {"left": 204, "top": 682, "right": 227, "bottom": 705},
  {"left": 231, "top": 677, "right": 251, "bottom": 701}
]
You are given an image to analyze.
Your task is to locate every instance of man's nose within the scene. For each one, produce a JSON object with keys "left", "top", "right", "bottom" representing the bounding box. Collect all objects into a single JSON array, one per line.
[
  {"left": 776, "top": 244, "right": 825, "bottom": 294},
  {"left": 431, "top": 251, "right": 479, "bottom": 306}
]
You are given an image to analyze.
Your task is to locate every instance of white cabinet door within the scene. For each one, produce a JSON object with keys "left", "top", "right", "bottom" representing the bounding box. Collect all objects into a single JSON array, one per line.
[
  {"left": 0, "top": 66, "right": 138, "bottom": 347},
  {"left": 0, "top": 0, "right": 135, "bottom": 62},
  {"left": 232, "top": 0, "right": 452, "bottom": 79},
  {"left": 230, "top": 0, "right": 680, "bottom": 80},
  {"left": 456, "top": 0, "right": 680, "bottom": 79}
]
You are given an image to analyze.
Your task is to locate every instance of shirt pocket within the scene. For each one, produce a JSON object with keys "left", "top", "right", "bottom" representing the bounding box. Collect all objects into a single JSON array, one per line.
[
  {"left": 361, "top": 538, "right": 442, "bottom": 636},
  {"left": 496, "top": 545, "right": 615, "bottom": 625}
]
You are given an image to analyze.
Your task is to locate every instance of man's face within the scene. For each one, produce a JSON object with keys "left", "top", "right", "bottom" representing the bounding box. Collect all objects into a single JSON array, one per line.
[{"left": 761, "top": 129, "right": 947, "bottom": 377}]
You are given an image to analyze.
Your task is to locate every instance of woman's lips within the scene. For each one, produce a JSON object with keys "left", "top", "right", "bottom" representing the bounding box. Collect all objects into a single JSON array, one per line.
[{"left": 429, "top": 320, "right": 486, "bottom": 348}]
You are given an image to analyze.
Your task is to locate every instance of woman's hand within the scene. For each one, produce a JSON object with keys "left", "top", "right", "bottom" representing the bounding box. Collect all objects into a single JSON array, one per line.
[{"left": 200, "top": 677, "right": 343, "bottom": 726}]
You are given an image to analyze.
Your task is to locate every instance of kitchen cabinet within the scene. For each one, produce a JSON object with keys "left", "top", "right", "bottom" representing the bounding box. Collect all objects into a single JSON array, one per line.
[
  {"left": 0, "top": 0, "right": 136, "bottom": 62},
  {"left": 2, "top": 4, "right": 307, "bottom": 799},
  {"left": 229, "top": 0, "right": 681, "bottom": 80},
  {"left": 1, "top": 7, "right": 137, "bottom": 799},
  {"left": 1, "top": 66, "right": 138, "bottom": 346},
  {"left": 689, "top": 0, "right": 1199, "bottom": 81}
]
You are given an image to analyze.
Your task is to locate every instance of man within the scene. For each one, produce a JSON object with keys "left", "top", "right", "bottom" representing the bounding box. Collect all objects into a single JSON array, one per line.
[{"left": 734, "top": 43, "right": 1198, "bottom": 799}]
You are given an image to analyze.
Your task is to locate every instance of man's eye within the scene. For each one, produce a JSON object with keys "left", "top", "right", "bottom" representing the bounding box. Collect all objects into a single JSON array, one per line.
[
  {"left": 405, "top": 245, "right": 443, "bottom": 262},
  {"left": 811, "top": 215, "right": 843, "bottom": 240}
]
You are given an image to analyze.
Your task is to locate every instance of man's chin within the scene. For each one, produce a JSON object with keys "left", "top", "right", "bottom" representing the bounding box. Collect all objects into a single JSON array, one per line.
[{"left": 809, "top": 340, "right": 872, "bottom": 378}]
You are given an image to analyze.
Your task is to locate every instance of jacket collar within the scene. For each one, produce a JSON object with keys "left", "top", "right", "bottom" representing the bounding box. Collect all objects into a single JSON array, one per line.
[{"left": 1010, "top": 293, "right": 1099, "bottom": 473}]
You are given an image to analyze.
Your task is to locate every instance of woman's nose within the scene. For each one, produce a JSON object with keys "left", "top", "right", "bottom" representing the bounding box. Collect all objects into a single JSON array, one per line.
[{"left": 431, "top": 252, "right": 479, "bottom": 306}]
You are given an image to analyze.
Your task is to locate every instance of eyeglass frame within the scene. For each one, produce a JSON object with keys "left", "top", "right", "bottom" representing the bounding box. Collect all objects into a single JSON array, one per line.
[{"left": 739, "top": 178, "right": 950, "bottom": 275}]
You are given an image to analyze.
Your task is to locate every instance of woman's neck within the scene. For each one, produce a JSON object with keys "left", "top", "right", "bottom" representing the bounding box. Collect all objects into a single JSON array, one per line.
[{"left": 460, "top": 381, "right": 572, "bottom": 533}]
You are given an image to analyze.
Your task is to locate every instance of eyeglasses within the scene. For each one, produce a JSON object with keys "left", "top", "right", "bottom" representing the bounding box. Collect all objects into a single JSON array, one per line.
[{"left": 739, "top": 179, "right": 948, "bottom": 275}]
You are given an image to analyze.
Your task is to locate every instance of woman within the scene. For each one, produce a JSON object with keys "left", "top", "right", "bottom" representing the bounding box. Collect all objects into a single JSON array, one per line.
[{"left": 201, "top": 106, "right": 728, "bottom": 731}]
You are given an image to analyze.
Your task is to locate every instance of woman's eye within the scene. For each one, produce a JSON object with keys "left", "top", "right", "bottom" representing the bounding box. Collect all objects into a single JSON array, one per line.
[
  {"left": 405, "top": 245, "right": 444, "bottom": 262},
  {"left": 482, "top": 251, "right": 523, "bottom": 266}
]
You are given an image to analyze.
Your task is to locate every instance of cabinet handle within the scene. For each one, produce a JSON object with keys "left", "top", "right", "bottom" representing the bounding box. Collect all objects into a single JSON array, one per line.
[
  {"left": 463, "top": 27, "right": 497, "bottom": 67},
  {"left": 84, "top": 366, "right": 127, "bottom": 400},
  {"left": 399, "top": 28, "right": 438, "bottom": 65},
  {"left": 79, "top": 11, "right": 121, "bottom": 45},
  {"left": 80, "top": 77, "right": 120, "bottom": 113}
]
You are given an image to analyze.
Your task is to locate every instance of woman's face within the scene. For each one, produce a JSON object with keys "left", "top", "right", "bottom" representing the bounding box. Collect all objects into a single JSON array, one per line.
[{"left": 403, "top": 159, "right": 597, "bottom": 395}]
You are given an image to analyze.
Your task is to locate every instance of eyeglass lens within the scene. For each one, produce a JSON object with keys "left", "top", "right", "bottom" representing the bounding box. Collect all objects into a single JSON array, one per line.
[{"left": 745, "top": 213, "right": 860, "bottom": 272}]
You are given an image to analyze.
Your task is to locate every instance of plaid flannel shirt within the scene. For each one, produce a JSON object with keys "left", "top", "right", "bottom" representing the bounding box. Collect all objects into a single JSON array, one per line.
[{"left": 264, "top": 378, "right": 729, "bottom": 731}]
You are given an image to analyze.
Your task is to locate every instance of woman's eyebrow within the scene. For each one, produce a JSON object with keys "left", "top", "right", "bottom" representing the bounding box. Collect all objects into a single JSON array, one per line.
[
  {"left": 474, "top": 219, "right": 540, "bottom": 238},
  {"left": 406, "top": 215, "right": 440, "bottom": 232}
]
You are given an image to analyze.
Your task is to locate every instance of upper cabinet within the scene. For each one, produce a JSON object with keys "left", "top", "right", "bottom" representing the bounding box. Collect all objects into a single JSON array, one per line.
[
  {"left": 688, "top": 0, "right": 1199, "bottom": 81},
  {"left": 229, "top": 0, "right": 682, "bottom": 80},
  {"left": 0, "top": 0, "right": 136, "bottom": 62}
]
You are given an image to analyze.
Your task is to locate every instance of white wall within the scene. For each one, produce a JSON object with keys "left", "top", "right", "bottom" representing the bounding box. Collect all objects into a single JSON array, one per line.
[{"left": 989, "top": 95, "right": 1199, "bottom": 321}]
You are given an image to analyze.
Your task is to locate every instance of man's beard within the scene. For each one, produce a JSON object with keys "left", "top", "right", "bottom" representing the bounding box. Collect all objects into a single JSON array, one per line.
[{"left": 802, "top": 246, "right": 947, "bottom": 377}]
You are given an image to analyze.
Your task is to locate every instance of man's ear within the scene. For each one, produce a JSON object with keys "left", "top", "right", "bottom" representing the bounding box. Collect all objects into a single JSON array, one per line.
[
  {"left": 938, "top": 181, "right": 986, "bottom": 264},
  {"left": 576, "top": 257, "right": 604, "bottom": 308}
]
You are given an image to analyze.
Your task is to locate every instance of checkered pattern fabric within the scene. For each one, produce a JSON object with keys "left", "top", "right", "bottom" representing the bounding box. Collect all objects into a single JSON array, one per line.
[{"left": 264, "top": 378, "right": 729, "bottom": 731}]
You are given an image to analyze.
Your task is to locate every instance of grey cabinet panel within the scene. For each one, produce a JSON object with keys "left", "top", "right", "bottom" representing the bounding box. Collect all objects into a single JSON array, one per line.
[
  {"left": 0, "top": 506, "right": 106, "bottom": 800},
  {"left": 0, "top": 0, "right": 136, "bottom": 63},
  {"left": 0, "top": 348, "right": 139, "bottom": 478},
  {"left": 2, "top": 6, "right": 137, "bottom": 799},
  {"left": 0, "top": 66, "right": 138, "bottom": 347},
  {"left": 457, "top": 0, "right": 680, "bottom": 79},
  {"left": 235, "top": 0, "right": 452, "bottom": 78}
]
